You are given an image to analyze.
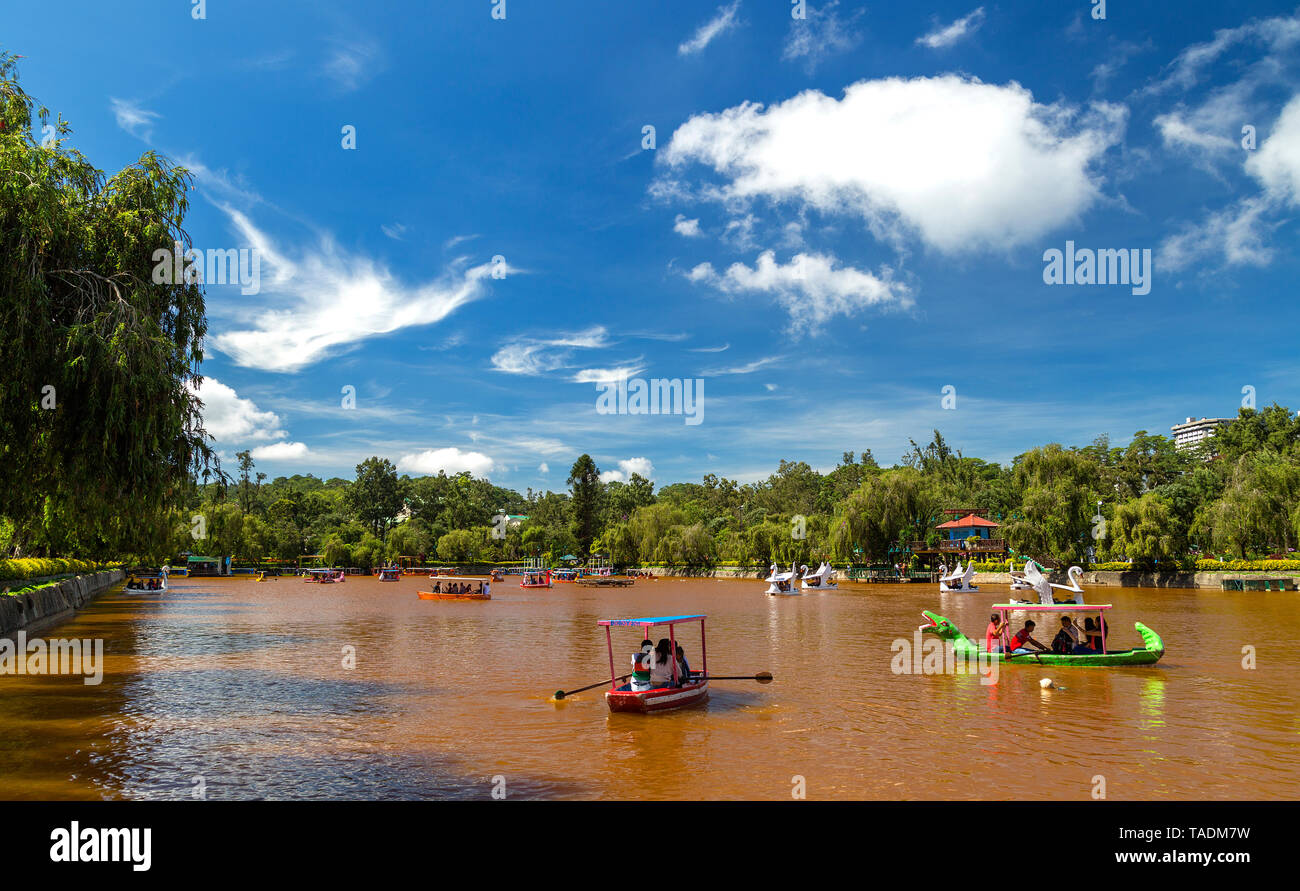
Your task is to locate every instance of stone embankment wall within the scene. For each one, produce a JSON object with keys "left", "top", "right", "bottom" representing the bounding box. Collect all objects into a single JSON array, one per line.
[{"left": 0, "top": 570, "right": 125, "bottom": 636}]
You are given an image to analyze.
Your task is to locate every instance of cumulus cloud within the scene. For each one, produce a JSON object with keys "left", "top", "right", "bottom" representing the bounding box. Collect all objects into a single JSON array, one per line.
[
  {"left": 250, "top": 441, "right": 311, "bottom": 461},
  {"left": 600, "top": 457, "right": 655, "bottom": 483},
  {"left": 679, "top": 1, "right": 742, "bottom": 56},
  {"left": 398, "top": 447, "right": 496, "bottom": 478},
  {"left": 190, "top": 378, "right": 287, "bottom": 442},
  {"left": 538, "top": 462, "right": 549, "bottom": 474},
  {"left": 1247, "top": 95, "right": 1300, "bottom": 205},
  {"left": 673, "top": 214, "right": 703, "bottom": 237},
  {"left": 207, "top": 208, "right": 498, "bottom": 372},
  {"left": 659, "top": 75, "right": 1124, "bottom": 253},
  {"left": 687, "top": 250, "right": 910, "bottom": 332},
  {"left": 915, "top": 7, "right": 985, "bottom": 50},
  {"left": 1154, "top": 111, "right": 1236, "bottom": 153}
]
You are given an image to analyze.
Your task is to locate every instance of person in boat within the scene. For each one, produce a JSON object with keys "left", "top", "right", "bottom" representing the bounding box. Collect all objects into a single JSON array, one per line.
[
  {"left": 985, "top": 613, "right": 1007, "bottom": 653},
  {"left": 676, "top": 644, "right": 692, "bottom": 685},
  {"left": 1083, "top": 617, "right": 1105, "bottom": 652},
  {"left": 647, "top": 638, "right": 676, "bottom": 688},
  {"left": 630, "top": 640, "right": 654, "bottom": 691},
  {"left": 1055, "top": 616, "right": 1095, "bottom": 655},
  {"left": 1008, "top": 620, "right": 1049, "bottom": 655}
]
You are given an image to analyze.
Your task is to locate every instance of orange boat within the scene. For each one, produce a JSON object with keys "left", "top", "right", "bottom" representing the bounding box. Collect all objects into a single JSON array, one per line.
[{"left": 417, "top": 576, "right": 491, "bottom": 601}]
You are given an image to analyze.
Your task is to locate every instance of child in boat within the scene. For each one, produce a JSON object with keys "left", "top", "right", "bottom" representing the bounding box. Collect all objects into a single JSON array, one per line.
[
  {"left": 1009, "top": 621, "right": 1049, "bottom": 655},
  {"left": 985, "top": 614, "right": 1006, "bottom": 653},
  {"left": 676, "top": 644, "right": 692, "bottom": 685},
  {"left": 630, "top": 640, "right": 654, "bottom": 691}
]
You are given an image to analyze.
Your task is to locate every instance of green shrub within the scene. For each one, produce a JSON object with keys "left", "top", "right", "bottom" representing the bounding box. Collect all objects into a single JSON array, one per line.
[{"left": 0, "top": 558, "right": 113, "bottom": 583}]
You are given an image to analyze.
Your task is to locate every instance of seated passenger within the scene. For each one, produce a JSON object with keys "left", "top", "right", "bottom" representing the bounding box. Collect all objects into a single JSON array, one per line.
[
  {"left": 630, "top": 640, "right": 654, "bottom": 691},
  {"left": 1009, "top": 620, "right": 1049, "bottom": 654},
  {"left": 676, "top": 644, "right": 691, "bottom": 685},
  {"left": 647, "top": 638, "right": 676, "bottom": 688},
  {"left": 1083, "top": 617, "right": 1105, "bottom": 652}
]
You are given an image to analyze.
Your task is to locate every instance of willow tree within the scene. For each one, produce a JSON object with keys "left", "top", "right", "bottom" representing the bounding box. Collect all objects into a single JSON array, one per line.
[{"left": 0, "top": 53, "right": 216, "bottom": 557}]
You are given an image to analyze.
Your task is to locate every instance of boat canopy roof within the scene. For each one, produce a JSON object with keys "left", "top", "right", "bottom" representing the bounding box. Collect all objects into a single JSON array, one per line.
[
  {"left": 994, "top": 602, "right": 1112, "bottom": 611},
  {"left": 428, "top": 577, "right": 488, "bottom": 583},
  {"left": 599, "top": 614, "right": 706, "bottom": 627}
]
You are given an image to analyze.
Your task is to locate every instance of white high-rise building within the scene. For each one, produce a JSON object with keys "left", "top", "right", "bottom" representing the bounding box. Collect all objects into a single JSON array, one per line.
[{"left": 1170, "top": 416, "right": 1232, "bottom": 450}]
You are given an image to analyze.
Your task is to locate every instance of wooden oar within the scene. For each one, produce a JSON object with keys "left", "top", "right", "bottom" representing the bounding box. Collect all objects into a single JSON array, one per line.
[
  {"left": 553, "top": 673, "right": 631, "bottom": 700},
  {"left": 703, "top": 672, "right": 774, "bottom": 683}
]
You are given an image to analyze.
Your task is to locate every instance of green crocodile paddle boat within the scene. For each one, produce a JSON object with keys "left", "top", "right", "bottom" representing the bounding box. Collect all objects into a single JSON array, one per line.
[{"left": 920, "top": 607, "right": 1165, "bottom": 667}]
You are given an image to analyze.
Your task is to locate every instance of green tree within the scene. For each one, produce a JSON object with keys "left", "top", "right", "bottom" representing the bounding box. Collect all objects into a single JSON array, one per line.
[
  {"left": 0, "top": 54, "right": 217, "bottom": 556},
  {"left": 349, "top": 457, "right": 402, "bottom": 539},
  {"left": 567, "top": 455, "right": 601, "bottom": 557}
]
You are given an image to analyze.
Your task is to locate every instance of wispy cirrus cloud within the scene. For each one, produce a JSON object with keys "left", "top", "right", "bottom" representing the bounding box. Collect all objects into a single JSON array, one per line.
[
  {"left": 915, "top": 7, "right": 985, "bottom": 50},
  {"left": 573, "top": 362, "right": 646, "bottom": 383},
  {"left": 322, "top": 35, "right": 385, "bottom": 92},
  {"left": 679, "top": 1, "right": 742, "bottom": 56},
  {"left": 207, "top": 208, "right": 501, "bottom": 372},
  {"left": 109, "top": 97, "right": 160, "bottom": 140},
  {"left": 490, "top": 327, "right": 613, "bottom": 376},
  {"left": 783, "top": 0, "right": 863, "bottom": 72}
]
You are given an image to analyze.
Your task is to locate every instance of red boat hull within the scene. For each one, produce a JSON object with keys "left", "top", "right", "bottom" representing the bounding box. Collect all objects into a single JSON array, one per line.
[{"left": 605, "top": 679, "right": 709, "bottom": 714}]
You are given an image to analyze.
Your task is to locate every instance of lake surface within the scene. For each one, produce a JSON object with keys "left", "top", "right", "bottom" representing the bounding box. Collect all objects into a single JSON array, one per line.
[{"left": 1, "top": 575, "right": 1296, "bottom": 800}]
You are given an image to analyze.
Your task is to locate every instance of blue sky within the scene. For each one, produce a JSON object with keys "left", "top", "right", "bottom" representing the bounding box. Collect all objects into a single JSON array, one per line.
[{"left": 5, "top": 1, "right": 1300, "bottom": 489}]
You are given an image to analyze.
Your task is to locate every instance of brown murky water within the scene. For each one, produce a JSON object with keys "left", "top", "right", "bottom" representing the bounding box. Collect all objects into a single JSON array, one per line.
[{"left": 1, "top": 575, "right": 1296, "bottom": 800}]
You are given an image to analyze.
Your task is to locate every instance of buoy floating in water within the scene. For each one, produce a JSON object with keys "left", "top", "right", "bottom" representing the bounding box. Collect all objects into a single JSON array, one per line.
[{"left": 1040, "top": 678, "right": 1055, "bottom": 689}]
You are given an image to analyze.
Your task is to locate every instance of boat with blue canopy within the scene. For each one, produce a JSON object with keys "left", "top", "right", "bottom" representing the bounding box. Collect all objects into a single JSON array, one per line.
[{"left": 599, "top": 614, "right": 709, "bottom": 713}]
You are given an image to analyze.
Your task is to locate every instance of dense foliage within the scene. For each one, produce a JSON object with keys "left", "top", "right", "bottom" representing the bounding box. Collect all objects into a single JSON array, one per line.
[
  {"left": 35, "top": 409, "right": 1290, "bottom": 571},
  {"left": 0, "top": 53, "right": 216, "bottom": 558}
]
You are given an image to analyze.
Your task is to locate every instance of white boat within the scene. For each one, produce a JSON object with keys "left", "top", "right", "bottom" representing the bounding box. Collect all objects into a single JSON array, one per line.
[
  {"left": 800, "top": 562, "right": 838, "bottom": 591},
  {"left": 938, "top": 560, "right": 977, "bottom": 593},
  {"left": 125, "top": 568, "right": 168, "bottom": 594},
  {"left": 1050, "top": 565, "right": 1086, "bottom": 604},
  {"left": 764, "top": 562, "right": 799, "bottom": 596}
]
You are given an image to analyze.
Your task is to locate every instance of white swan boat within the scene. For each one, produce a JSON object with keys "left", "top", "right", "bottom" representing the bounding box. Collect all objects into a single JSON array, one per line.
[
  {"left": 1013, "top": 561, "right": 1086, "bottom": 605},
  {"left": 938, "top": 560, "right": 977, "bottom": 592},
  {"left": 800, "top": 562, "right": 838, "bottom": 591},
  {"left": 765, "top": 562, "right": 799, "bottom": 595}
]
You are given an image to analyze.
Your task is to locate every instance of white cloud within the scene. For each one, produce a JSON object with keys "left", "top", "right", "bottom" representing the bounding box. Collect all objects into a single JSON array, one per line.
[
  {"left": 1149, "top": 12, "right": 1300, "bottom": 94},
  {"left": 687, "top": 250, "right": 910, "bottom": 332},
  {"left": 207, "top": 208, "right": 498, "bottom": 372},
  {"left": 600, "top": 457, "right": 655, "bottom": 483},
  {"left": 444, "top": 233, "right": 481, "bottom": 250},
  {"left": 659, "top": 75, "right": 1124, "bottom": 253},
  {"left": 109, "top": 98, "right": 160, "bottom": 141},
  {"left": 1154, "top": 111, "right": 1236, "bottom": 153},
  {"left": 679, "top": 1, "right": 742, "bottom": 56},
  {"left": 573, "top": 363, "right": 646, "bottom": 383},
  {"left": 490, "top": 326, "right": 612, "bottom": 375},
  {"left": 250, "top": 441, "right": 311, "bottom": 461},
  {"left": 702, "top": 355, "right": 783, "bottom": 375},
  {"left": 322, "top": 36, "right": 384, "bottom": 92},
  {"left": 189, "top": 377, "right": 287, "bottom": 442},
  {"left": 783, "top": 0, "right": 863, "bottom": 72},
  {"left": 673, "top": 214, "right": 703, "bottom": 237},
  {"left": 915, "top": 7, "right": 985, "bottom": 50},
  {"left": 381, "top": 223, "right": 407, "bottom": 240},
  {"left": 1247, "top": 95, "right": 1300, "bottom": 205},
  {"left": 1158, "top": 196, "right": 1274, "bottom": 271},
  {"left": 538, "top": 462, "right": 549, "bottom": 474},
  {"left": 398, "top": 447, "right": 496, "bottom": 478}
]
